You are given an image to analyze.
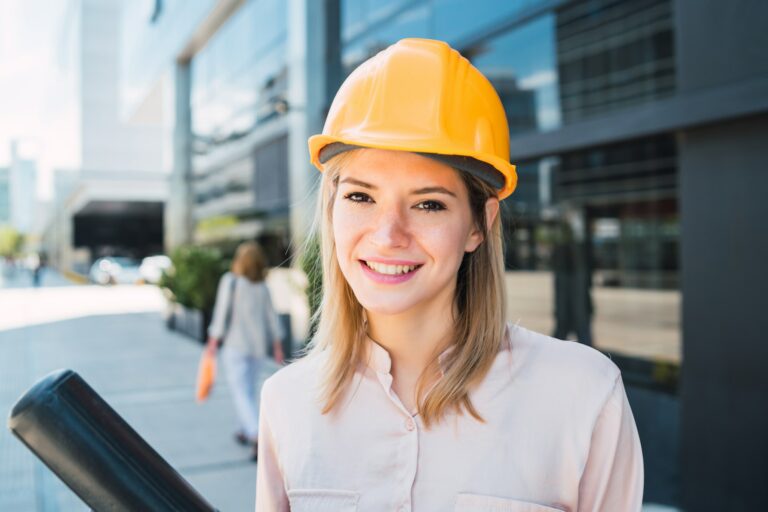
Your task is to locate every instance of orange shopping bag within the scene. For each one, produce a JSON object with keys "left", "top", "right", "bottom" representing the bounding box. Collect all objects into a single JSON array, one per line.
[{"left": 195, "top": 350, "right": 216, "bottom": 403}]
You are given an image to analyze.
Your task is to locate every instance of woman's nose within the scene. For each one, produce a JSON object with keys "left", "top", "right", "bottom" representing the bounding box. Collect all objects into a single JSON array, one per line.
[{"left": 369, "top": 207, "right": 410, "bottom": 248}]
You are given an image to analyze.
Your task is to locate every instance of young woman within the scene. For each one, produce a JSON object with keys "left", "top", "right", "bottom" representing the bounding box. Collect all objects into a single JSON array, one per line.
[
  {"left": 256, "top": 39, "right": 643, "bottom": 511},
  {"left": 207, "top": 241, "right": 284, "bottom": 461}
]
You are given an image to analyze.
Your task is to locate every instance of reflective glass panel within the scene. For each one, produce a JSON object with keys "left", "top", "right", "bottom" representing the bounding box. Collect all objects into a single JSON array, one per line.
[
  {"left": 190, "top": 0, "right": 287, "bottom": 153},
  {"left": 342, "top": 0, "right": 421, "bottom": 42},
  {"left": 342, "top": 3, "right": 431, "bottom": 76},
  {"left": 469, "top": 14, "right": 562, "bottom": 134},
  {"left": 503, "top": 136, "right": 680, "bottom": 364},
  {"left": 433, "top": 0, "right": 547, "bottom": 43}
]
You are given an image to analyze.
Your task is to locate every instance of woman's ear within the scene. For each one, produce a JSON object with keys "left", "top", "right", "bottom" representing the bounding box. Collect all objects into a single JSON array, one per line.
[
  {"left": 484, "top": 197, "right": 500, "bottom": 230},
  {"left": 464, "top": 197, "right": 500, "bottom": 252}
]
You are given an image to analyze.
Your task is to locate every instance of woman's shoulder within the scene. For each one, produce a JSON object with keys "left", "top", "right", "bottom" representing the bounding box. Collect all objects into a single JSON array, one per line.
[
  {"left": 261, "top": 351, "right": 327, "bottom": 403},
  {"left": 215, "top": 272, "right": 235, "bottom": 292},
  {"left": 506, "top": 323, "right": 621, "bottom": 395},
  {"left": 231, "top": 274, "right": 268, "bottom": 291},
  {"left": 221, "top": 271, "right": 244, "bottom": 287}
]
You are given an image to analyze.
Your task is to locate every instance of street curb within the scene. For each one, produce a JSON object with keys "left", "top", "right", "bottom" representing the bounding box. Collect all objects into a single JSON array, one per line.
[{"left": 63, "top": 270, "right": 89, "bottom": 284}]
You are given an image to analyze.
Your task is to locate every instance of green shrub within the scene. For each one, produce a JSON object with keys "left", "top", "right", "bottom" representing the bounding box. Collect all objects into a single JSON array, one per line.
[
  {"left": 160, "top": 245, "right": 228, "bottom": 313},
  {"left": 0, "top": 225, "right": 24, "bottom": 258},
  {"left": 299, "top": 234, "right": 322, "bottom": 339}
]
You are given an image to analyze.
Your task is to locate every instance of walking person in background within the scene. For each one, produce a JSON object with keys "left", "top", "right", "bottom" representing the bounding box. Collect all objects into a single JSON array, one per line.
[
  {"left": 31, "top": 252, "right": 46, "bottom": 287},
  {"left": 206, "top": 241, "right": 284, "bottom": 461}
]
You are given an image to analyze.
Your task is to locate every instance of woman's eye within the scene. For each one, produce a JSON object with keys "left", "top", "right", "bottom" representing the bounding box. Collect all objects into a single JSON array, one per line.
[
  {"left": 343, "top": 192, "right": 372, "bottom": 203},
  {"left": 416, "top": 200, "right": 446, "bottom": 212}
]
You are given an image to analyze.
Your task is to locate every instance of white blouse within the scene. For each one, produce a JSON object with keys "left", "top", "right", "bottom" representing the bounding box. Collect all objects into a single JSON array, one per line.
[{"left": 255, "top": 323, "right": 643, "bottom": 511}]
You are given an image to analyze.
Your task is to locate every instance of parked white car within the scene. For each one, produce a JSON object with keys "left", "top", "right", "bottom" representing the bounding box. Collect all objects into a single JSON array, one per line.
[
  {"left": 139, "top": 255, "right": 172, "bottom": 284},
  {"left": 89, "top": 257, "right": 141, "bottom": 285}
]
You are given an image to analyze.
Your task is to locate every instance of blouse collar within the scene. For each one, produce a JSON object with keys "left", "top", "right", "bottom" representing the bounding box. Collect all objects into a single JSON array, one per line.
[{"left": 364, "top": 324, "right": 511, "bottom": 378}]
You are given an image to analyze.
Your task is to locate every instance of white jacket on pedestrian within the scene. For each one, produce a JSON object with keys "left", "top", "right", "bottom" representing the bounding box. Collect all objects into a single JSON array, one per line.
[{"left": 208, "top": 272, "right": 284, "bottom": 357}]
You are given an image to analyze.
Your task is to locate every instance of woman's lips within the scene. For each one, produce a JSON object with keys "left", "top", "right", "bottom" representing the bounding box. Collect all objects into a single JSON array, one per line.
[{"left": 359, "top": 260, "right": 422, "bottom": 284}]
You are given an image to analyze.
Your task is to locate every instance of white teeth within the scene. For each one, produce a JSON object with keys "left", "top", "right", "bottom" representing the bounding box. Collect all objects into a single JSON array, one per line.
[{"left": 365, "top": 261, "right": 419, "bottom": 275}]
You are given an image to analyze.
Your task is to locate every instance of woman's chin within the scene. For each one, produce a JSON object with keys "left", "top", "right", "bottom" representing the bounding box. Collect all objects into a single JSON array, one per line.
[{"left": 358, "top": 296, "right": 418, "bottom": 317}]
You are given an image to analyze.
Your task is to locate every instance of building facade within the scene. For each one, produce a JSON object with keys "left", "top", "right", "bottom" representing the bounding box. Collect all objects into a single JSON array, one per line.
[
  {"left": 121, "top": 0, "right": 768, "bottom": 508},
  {"left": 121, "top": 0, "right": 333, "bottom": 263}
]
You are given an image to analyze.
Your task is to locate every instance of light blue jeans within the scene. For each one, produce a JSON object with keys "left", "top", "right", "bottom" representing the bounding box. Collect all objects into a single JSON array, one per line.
[{"left": 222, "top": 347, "right": 264, "bottom": 440}]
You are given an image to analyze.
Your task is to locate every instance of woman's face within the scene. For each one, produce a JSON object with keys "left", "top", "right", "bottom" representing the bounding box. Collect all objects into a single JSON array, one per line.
[{"left": 332, "top": 149, "right": 492, "bottom": 316}]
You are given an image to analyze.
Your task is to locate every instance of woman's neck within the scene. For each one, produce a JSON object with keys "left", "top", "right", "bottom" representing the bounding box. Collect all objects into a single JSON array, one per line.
[{"left": 365, "top": 296, "right": 455, "bottom": 380}]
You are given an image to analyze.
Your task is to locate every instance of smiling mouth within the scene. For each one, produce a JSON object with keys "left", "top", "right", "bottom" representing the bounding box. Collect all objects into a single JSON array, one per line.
[{"left": 361, "top": 260, "right": 423, "bottom": 276}]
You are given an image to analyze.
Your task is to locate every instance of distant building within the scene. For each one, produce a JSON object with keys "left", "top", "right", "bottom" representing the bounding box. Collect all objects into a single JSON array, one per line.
[
  {"left": 0, "top": 167, "right": 9, "bottom": 224},
  {"left": 43, "top": 0, "right": 167, "bottom": 273},
  {"left": 7, "top": 142, "right": 37, "bottom": 234}
]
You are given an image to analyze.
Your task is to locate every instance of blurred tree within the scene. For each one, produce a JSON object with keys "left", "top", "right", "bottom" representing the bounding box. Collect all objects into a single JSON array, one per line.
[
  {"left": 299, "top": 234, "right": 322, "bottom": 340},
  {"left": 160, "top": 245, "right": 228, "bottom": 313},
  {"left": 0, "top": 226, "right": 24, "bottom": 258}
]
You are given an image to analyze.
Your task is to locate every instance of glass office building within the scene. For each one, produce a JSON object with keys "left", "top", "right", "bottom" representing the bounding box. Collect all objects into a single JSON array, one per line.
[
  {"left": 189, "top": 0, "right": 291, "bottom": 262},
  {"left": 121, "top": 0, "right": 293, "bottom": 263},
  {"left": 341, "top": 0, "right": 680, "bottom": 366}
]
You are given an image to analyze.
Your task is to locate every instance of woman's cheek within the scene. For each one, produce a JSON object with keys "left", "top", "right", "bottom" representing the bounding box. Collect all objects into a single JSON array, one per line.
[
  {"left": 332, "top": 208, "right": 362, "bottom": 263},
  {"left": 417, "top": 219, "right": 469, "bottom": 266}
]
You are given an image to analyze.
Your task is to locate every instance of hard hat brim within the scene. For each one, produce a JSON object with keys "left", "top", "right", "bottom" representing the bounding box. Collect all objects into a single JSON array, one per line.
[{"left": 308, "top": 135, "right": 517, "bottom": 200}]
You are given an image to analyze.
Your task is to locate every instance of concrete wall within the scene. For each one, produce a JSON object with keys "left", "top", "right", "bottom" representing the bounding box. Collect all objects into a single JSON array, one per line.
[
  {"left": 675, "top": 0, "right": 768, "bottom": 93},
  {"left": 676, "top": 0, "right": 768, "bottom": 507},
  {"left": 679, "top": 114, "right": 768, "bottom": 509}
]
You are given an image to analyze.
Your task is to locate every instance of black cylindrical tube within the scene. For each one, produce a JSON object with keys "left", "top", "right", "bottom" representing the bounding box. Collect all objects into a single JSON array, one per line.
[{"left": 7, "top": 369, "right": 217, "bottom": 512}]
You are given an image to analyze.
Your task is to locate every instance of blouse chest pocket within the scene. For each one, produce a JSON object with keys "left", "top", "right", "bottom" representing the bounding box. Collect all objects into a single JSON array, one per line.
[
  {"left": 455, "top": 493, "right": 566, "bottom": 512},
  {"left": 287, "top": 489, "right": 359, "bottom": 512}
]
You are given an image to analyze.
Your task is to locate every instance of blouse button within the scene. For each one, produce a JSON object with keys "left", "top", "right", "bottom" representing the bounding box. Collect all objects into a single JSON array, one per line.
[{"left": 405, "top": 418, "right": 415, "bottom": 431}]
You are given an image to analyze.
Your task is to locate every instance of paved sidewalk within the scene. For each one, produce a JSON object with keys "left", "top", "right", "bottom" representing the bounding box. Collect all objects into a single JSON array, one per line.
[
  {"left": 0, "top": 276, "right": 679, "bottom": 511},
  {"left": 0, "top": 265, "right": 72, "bottom": 289},
  {"left": 1, "top": 284, "right": 272, "bottom": 511}
]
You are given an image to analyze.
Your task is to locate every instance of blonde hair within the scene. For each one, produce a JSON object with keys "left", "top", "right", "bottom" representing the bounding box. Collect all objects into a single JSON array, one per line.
[
  {"left": 231, "top": 241, "right": 267, "bottom": 282},
  {"left": 305, "top": 150, "right": 507, "bottom": 428}
]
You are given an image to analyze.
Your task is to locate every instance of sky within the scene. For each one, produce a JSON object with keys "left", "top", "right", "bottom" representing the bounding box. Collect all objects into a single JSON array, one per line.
[{"left": 0, "top": 0, "right": 80, "bottom": 198}]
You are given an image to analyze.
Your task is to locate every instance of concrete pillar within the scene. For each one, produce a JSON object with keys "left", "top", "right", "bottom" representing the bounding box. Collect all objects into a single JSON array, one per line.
[
  {"left": 165, "top": 61, "right": 194, "bottom": 250},
  {"left": 675, "top": 1, "right": 768, "bottom": 507},
  {"left": 286, "top": 0, "right": 340, "bottom": 253},
  {"left": 679, "top": 114, "right": 768, "bottom": 510}
]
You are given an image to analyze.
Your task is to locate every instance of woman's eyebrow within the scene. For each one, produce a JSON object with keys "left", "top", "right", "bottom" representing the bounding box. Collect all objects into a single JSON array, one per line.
[
  {"left": 339, "top": 177, "right": 376, "bottom": 189},
  {"left": 338, "top": 178, "right": 456, "bottom": 197},
  {"left": 410, "top": 186, "right": 456, "bottom": 197}
]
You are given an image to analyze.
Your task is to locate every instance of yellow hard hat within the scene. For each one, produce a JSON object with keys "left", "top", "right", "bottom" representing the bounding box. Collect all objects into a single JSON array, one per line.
[{"left": 308, "top": 38, "right": 517, "bottom": 199}]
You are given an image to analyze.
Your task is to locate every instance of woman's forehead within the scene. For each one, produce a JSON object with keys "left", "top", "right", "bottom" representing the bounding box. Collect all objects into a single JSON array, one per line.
[{"left": 339, "top": 149, "right": 462, "bottom": 188}]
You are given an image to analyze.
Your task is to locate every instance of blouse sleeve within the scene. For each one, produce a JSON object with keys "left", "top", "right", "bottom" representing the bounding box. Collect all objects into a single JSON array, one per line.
[
  {"left": 578, "top": 375, "right": 644, "bottom": 511},
  {"left": 255, "top": 379, "right": 289, "bottom": 511},
  {"left": 207, "top": 272, "right": 232, "bottom": 339}
]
